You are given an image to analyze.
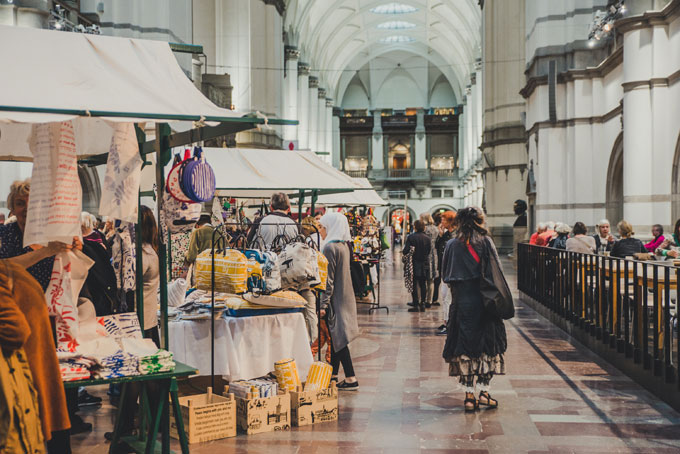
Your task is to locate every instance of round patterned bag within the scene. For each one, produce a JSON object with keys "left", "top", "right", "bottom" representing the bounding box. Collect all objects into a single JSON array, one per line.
[
  {"left": 166, "top": 151, "right": 194, "bottom": 203},
  {"left": 180, "top": 146, "right": 216, "bottom": 203}
]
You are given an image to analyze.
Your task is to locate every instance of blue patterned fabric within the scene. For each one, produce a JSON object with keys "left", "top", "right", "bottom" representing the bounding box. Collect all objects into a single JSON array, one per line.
[{"left": 0, "top": 222, "right": 54, "bottom": 290}]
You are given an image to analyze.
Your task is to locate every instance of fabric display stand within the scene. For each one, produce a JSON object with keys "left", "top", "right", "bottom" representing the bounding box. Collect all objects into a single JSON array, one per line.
[{"left": 0, "top": 25, "right": 297, "bottom": 454}]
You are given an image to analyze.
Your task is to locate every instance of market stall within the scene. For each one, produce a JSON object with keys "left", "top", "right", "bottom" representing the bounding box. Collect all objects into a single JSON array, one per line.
[
  {"left": 0, "top": 24, "right": 297, "bottom": 453},
  {"left": 163, "top": 147, "right": 364, "bottom": 386}
]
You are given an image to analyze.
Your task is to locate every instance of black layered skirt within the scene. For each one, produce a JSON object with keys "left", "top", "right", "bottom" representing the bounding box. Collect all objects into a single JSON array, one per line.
[{"left": 442, "top": 279, "right": 507, "bottom": 376}]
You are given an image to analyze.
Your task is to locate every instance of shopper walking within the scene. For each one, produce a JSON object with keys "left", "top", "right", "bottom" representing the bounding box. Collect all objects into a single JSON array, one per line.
[
  {"left": 421, "top": 213, "right": 439, "bottom": 308},
  {"left": 435, "top": 211, "right": 456, "bottom": 336},
  {"left": 441, "top": 207, "right": 507, "bottom": 412},
  {"left": 403, "top": 220, "right": 432, "bottom": 312},
  {"left": 318, "top": 212, "right": 360, "bottom": 390}
]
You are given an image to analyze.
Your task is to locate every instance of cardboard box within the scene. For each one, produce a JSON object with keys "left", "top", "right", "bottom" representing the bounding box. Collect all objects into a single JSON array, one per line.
[
  {"left": 236, "top": 390, "right": 291, "bottom": 435},
  {"left": 170, "top": 387, "right": 237, "bottom": 444},
  {"left": 290, "top": 383, "right": 339, "bottom": 427}
]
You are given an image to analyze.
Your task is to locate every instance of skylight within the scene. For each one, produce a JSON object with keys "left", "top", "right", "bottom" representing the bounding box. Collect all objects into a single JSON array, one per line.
[
  {"left": 370, "top": 3, "right": 418, "bottom": 14},
  {"left": 377, "top": 20, "right": 417, "bottom": 30},
  {"left": 379, "top": 35, "right": 416, "bottom": 43}
]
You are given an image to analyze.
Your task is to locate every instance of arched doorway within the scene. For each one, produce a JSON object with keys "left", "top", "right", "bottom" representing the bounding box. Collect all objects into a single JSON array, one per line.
[
  {"left": 671, "top": 131, "right": 680, "bottom": 223},
  {"left": 606, "top": 133, "right": 623, "bottom": 225},
  {"left": 430, "top": 204, "right": 456, "bottom": 217}
]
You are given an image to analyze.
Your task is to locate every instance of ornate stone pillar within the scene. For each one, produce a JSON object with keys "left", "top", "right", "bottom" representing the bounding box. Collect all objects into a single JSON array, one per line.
[
  {"left": 326, "top": 98, "right": 334, "bottom": 164},
  {"left": 283, "top": 46, "right": 299, "bottom": 141},
  {"left": 297, "top": 62, "right": 310, "bottom": 149},
  {"left": 317, "top": 87, "right": 327, "bottom": 153},
  {"left": 415, "top": 108, "right": 427, "bottom": 169},
  {"left": 308, "top": 76, "right": 319, "bottom": 152},
  {"left": 371, "top": 110, "right": 384, "bottom": 171}
]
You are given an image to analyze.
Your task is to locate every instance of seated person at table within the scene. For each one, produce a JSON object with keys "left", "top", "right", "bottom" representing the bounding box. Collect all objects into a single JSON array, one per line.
[
  {"left": 656, "top": 219, "right": 680, "bottom": 258},
  {"left": 593, "top": 219, "right": 616, "bottom": 252},
  {"left": 548, "top": 223, "right": 570, "bottom": 250},
  {"left": 644, "top": 224, "right": 665, "bottom": 253},
  {"left": 566, "top": 222, "right": 596, "bottom": 254},
  {"left": 610, "top": 221, "right": 646, "bottom": 258},
  {"left": 535, "top": 221, "right": 556, "bottom": 246},
  {"left": 529, "top": 223, "right": 546, "bottom": 245},
  {"left": 247, "top": 192, "right": 299, "bottom": 249},
  {"left": 184, "top": 214, "right": 213, "bottom": 266}
]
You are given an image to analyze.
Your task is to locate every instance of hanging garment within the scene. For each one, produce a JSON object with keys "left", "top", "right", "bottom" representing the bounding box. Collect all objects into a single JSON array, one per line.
[
  {"left": 111, "top": 222, "right": 136, "bottom": 292},
  {"left": 170, "top": 230, "right": 191, "bottom": 280}
]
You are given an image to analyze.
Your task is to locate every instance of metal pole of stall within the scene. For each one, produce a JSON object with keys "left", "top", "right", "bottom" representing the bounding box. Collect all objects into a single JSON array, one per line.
[
  {"left": 155, "top": 123, "right": 171, "bottom": 350},
  {"left": 134, "top": 125, "right": 146, "bottom": 334}
]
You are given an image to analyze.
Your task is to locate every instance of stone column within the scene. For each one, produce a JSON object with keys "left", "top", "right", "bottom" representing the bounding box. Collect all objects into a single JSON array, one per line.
[
  {"left": 371, "top": 110, "right": 384, "bottom": 171},
  {"left": 283, "top": 46, "right": 299, "bottom": 141},
  {"left": 332, "top": 113, "right": 341, "bottom": 169},
  {"left": 308, "top": 76, "right": 319, "bottom": 152},
  {"left": 317, "top": 88, "right": 327, "bottom": 153},
  {"left": 415, "top": 108, "right": 427, "bottom": 169},
  {"left": 216, "top": 0, "right": 252, "bottom": 111},
  {"left": 297, "top": 62, "right": 310, "bottom": 149},
  {"left": 326, "top": 98, "right": 334, "bottom": 165}
]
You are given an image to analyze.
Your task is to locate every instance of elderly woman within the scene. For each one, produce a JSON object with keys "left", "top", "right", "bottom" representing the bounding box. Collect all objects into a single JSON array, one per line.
[
  {"left": 441, "top": 207, "right": 507, "bottom": 412},
  {"left": 610, "top": 220, "right": 646, "bottom": 258},
  {"left": 318, "top": 212, "right": 360, "bottom": 390},
  {"left": 0, "top": 179, "right": 71, "bottom": 290},
  {"left": 548, "top": 223, "right": 570, "bottom": 250}
]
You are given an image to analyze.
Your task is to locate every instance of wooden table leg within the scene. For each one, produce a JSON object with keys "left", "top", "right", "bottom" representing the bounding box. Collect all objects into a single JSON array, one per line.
[{"left": 657, "top": 291, "right": 664, "bottom": 351}]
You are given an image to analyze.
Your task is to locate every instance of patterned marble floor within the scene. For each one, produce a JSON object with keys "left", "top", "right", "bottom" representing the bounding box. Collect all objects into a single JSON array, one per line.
[{"left": 72, "top": 258, "right": 680, "bottom": 453}]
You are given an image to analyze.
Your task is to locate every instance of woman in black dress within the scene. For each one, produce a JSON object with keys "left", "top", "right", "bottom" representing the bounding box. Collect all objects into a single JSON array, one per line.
[{"left": 441, "top": 207, "right": 507, "bottom": 412}]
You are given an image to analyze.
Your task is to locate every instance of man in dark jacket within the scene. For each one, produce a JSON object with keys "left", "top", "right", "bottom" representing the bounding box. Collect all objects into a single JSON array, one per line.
[{"left": 403, "top": 220, "right": 431, "bottom": 313}]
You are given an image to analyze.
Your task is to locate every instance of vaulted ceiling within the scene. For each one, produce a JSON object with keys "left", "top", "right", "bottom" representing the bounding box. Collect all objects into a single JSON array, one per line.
[{"left": 284, "top": 0, "right": 482, "bottom": 105}]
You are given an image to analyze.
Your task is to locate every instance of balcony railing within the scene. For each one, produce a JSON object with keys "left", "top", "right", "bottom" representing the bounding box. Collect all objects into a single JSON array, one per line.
[
  {"left": 517, "top": 244, "right": 680, "bottom": 406},
  {"left": 369, "top": 169, "right": 431, "bottom": 181},
  {"left": 430, "top": 168, "right": 457, "bottom": 179},
  {"left": 343, "top": 169, "right": 368, "bottom": 178}
]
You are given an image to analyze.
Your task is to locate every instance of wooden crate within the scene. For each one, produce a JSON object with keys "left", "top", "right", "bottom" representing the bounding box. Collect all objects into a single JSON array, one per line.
[
  {"left": 290, "top": 383, "right": 339, "bottom": 427},
  {"left": 170, "top": 387, "right": 237, "bottom": 444},
  {"left": 235, "top": 390, "right": 291, "bottom": 435}
]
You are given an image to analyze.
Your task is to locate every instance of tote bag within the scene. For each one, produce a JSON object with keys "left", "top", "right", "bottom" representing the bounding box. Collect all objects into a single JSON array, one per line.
[{"left": 467, "top": 239, "right": 515, "bottom": 320}]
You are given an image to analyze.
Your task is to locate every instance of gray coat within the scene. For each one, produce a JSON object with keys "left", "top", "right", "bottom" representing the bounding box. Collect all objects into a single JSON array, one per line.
[{"left": 320, "top": 242, "right": 359, "bottom": 351}]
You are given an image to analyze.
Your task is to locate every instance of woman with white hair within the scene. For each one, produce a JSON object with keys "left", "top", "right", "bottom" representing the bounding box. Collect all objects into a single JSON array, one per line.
[
  {"left": 548, "top": 223, "right": 570, "bottom": 250},
  {"left": 593, "top": 219, "right": 616, "bottom": 252},
  {"left": 318, "top": 212, "right": 360, "bottom": 390}
]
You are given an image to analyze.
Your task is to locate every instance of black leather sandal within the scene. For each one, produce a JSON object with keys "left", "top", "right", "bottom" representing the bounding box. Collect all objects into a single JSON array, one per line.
[
  {"left": 464, "top": 394, "right": 478, "bottom": 412},
  {"left": 478, "top": 391, "right": 498, "bottom": 408}
]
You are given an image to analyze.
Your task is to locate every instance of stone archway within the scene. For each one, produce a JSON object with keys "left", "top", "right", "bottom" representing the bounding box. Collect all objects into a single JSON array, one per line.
[
  {"left": 606, "top": 133, "right": 624, "bottom": 225},
  {"left": 671, "top": 131, "right": 680, "bottom": 224}
]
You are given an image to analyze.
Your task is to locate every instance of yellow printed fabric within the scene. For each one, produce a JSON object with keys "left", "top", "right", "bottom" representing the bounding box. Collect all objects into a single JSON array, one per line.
[
  {"left": 195, "top": 249, "right": 248, "bottom": 294},
  {"left": 313, "top": 252, "right": 329, "bottom": 291},
  {"left": 243, "top": 290, "right": 306, "bottom": 308},
  {"left": 304, "top": 361, "right": 332, "bottom": 392},
  {"left": 274, "top": 358, "right": 301, "bottom": 392}
]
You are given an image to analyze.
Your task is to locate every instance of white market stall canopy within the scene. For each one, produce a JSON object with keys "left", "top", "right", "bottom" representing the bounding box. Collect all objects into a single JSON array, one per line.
[
  {"left": 313, "top": 178, "right": 388, "bottom": 207},
  {"left": 0, "top": 25, "right": 289, "bottom": 161},
  {"left": 203, "top": 148, "right": 364, "bottom": 198}
]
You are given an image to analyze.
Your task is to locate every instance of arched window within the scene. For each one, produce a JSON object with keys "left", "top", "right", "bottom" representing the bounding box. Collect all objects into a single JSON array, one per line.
[{"left": 606, "top": 133, "right": 623, "bottom": 226}]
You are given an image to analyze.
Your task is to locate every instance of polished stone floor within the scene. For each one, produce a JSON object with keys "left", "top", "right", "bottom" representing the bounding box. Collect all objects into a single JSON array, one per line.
[{"left": 72, "top": 258, "right": 680, "bottom": 453}]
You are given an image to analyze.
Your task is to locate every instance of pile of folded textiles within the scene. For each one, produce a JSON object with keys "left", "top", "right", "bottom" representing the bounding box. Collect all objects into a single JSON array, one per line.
[
  {"left": 95, "top": 351, "right": 140, "bottom": 379},
  {"left": 58, "top": 355, "right": 96, "bottom": 382},
  {"left": 121, "top": 338, "right": 176, "bottom": 375}
]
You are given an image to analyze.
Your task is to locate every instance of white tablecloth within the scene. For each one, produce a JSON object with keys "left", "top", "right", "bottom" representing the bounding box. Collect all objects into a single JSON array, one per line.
[{"left": 168, "top": 312, "right": 313, "bottom": 382}]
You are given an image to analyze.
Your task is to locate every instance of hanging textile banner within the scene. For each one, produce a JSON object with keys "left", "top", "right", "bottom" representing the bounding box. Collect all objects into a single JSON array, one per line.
[
  {"left": 99, "top": 122, "right": 143, "bottom": 223},
  {"left": 23, "top": 121, "right": 82, "bottom": 246}
]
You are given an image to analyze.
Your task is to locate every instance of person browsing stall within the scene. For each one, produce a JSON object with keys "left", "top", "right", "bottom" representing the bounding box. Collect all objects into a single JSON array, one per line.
[
  {"left": 318, "top": 212, "right": 360, "bottom": 390},
  {"left": 0, "top": 179, "right": 74, "bottom": 290},
  {"left": 247, "top": 192, "right": 299, "bottom": 248},
  {"left": 184, "top": 214, "right": 214, "bottom": 266}
]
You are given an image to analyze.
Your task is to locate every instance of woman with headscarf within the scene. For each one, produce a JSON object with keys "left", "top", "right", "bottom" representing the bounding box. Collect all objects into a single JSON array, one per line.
[
  {"left": 441, "top": 207, "right": 507, "bottom": 412},
  {"left": 318, "top": 212, "right": 360, "bottom": 390}
]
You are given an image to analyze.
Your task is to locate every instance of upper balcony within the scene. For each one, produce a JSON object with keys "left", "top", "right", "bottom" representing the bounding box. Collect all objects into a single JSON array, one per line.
[{"left": 342, "top": 167, "right": 458, "bottom": 182}]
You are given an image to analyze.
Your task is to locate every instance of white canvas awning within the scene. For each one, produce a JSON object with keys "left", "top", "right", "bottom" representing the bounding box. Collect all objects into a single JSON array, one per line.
[
  {"left": 313, "top": 178, "right": 388, "bottom": 207},
  {"left": 201, "top": 148, "right": 363, "bottom": 198},
  {"left": 0, "top": 25, "right": 240, "bottom": 124}
]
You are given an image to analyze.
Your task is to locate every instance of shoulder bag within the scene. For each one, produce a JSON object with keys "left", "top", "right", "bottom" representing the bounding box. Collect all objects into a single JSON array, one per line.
[{"left": 467, "top": 238, "right": 515, "bottom": 320}]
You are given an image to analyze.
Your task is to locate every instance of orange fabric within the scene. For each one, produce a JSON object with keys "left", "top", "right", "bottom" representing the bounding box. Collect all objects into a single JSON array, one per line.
[
  {"left": 0, "top": 276, "right": 30, "bottom": 350},
  {"left": 0, "top": 261, "right": 70, "bottom": 440},
  {"left": 536, "top": 230, "right": 555, "bottom": 247},
  {"left": 529, "top": 232, "right": 539, "bottom": 245}
]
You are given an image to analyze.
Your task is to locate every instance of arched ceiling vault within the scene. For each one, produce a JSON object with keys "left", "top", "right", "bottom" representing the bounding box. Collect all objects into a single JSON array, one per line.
[{"left": 284, "top": 0, "right": 481, "bottom": 103}]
